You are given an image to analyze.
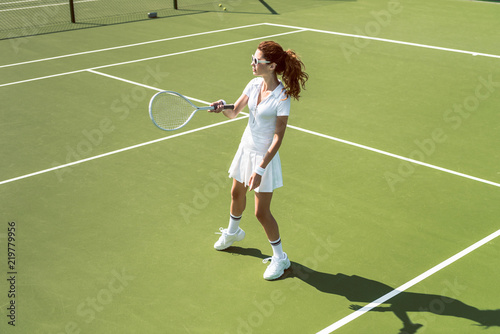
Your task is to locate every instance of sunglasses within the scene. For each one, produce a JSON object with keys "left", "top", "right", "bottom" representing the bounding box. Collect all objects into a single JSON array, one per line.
[{"left": 251, "top": 54, "right": 271, "bottom": 65}]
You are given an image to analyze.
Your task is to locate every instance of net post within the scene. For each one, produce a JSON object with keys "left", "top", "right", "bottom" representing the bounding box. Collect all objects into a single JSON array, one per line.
[
  {"left": 173, "top": 0, "right": 178, "bottom": 9},
  {"left": 69, "top": 0, "right": 76, "bottom": 23}
]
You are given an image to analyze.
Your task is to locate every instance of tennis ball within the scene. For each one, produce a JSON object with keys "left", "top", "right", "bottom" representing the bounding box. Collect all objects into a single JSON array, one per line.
[
  {"left": 218, "top": 3, "right": 222, "bottom": 6},
  {"left": 223, "top": 7, "right": 226, "bottom": 10}
]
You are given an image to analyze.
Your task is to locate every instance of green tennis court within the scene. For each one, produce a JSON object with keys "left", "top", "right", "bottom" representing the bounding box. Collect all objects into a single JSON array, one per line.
[{"left": 1, "top": 0, "right": 500, "bottom": 333}]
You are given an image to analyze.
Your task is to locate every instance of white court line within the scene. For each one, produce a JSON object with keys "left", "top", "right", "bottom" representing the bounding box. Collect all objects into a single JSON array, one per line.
[
  {"left": 288, "top": 125, "right": 500, "bottom": 189},
  {"left": 0, "top": 29, "right": 306, "bottom": 88},
  {"left": 86, "top": 69, "right": 209, "bottom": 105},
  {"left": 316, "top": 227, "right": 500, "bottom": 333},
  {"left": 264, "top": 23, "right": 500, "bottom": 59},
  {"left": 0, "top": 23, "right": 265, "bottom": 69},
  {"left": 0, "top": 116, "right": 248, "bottom": 186},
  {"left": 0, "top": 0, "right": 96, "bottom": 12},
  {"left": 86, "top": 69, "right": 163, "bottom": 92},
  {"left": 0, "top": 69, "right": 86, "bottom": 88},
  {"left": 0, "top": 70, "right": 248, "bottom": 186}
]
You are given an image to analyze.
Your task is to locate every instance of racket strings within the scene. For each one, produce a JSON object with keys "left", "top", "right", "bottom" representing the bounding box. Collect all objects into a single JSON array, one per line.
[{"left": 151, "top": 93, "right": 196, "bottom": 130}]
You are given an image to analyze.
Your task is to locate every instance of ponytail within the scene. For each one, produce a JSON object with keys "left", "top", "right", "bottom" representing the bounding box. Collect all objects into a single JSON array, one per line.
[
  {"left": 282, "top": 49, "right": 308, "bottom": 100},
  {"left": 258, "top": 41, "right": 309, "bottom": 100}
]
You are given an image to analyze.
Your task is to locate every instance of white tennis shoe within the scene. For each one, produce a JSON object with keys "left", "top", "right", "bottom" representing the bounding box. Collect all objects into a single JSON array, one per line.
[
  {"left": 263, "top": 253, "right": 291, "bottom": 280},
  {"left": 214, "top": 227, "right": 245, "bottom": 250}
]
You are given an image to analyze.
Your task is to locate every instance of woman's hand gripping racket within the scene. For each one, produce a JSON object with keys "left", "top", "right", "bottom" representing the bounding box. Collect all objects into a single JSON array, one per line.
[{"left": 149, "top": 91, "right": 234, "bottom": 131}]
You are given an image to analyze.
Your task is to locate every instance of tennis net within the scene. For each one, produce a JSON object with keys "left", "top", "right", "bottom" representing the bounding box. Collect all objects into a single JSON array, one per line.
[{"left": 0, "top": 0, "right": 216, "bottom": 40}]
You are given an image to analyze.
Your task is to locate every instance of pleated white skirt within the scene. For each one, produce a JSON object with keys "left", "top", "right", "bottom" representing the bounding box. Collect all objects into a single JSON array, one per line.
[{"left": 228, "top": 144, "right": 283, "bottom": 193}]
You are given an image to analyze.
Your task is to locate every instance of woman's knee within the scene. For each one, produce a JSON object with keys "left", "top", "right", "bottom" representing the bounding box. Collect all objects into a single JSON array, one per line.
[
  {"left": 254, "top": 192, "right": 273, "bottom": 223},
  {"left": 231, "top": 181, "right": 247, "bottom": 202},
  {"left": 255, "top": 206, "right": 271, "bottom": 223}
]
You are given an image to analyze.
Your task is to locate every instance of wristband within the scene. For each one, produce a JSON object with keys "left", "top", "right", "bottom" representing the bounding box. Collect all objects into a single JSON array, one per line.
[
  {"left": 255, "top": 166, "right": 266, "bottom": 176},
  {"left": 220, "top": 99, "right": 226, "bottom": 106}
]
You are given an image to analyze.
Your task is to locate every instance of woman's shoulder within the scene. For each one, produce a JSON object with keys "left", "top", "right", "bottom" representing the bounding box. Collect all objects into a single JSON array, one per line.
[
  {"left": 248, "top": 77, "right": 263, "bottom": 86},
  {"left": 243, "top": 77, "right": 263, "bottom": 95}
]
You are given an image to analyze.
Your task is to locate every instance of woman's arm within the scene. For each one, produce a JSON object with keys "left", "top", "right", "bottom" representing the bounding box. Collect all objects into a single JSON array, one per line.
[
  {"left": 210, "top": 93, "right": 249, "bottom": 119},
  {"left": 249, "top": 116, "right": 288, "bottom": 191}
]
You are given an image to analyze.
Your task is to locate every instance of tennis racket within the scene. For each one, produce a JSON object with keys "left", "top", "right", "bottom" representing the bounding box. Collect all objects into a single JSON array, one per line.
[{"left": 149, "top": 91, "right": 234, "bottom": 131}]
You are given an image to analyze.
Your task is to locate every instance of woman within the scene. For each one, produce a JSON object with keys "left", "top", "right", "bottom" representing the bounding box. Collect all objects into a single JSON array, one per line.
[{"left": 210, "top": 41, "right": 308, "bottom": 280}]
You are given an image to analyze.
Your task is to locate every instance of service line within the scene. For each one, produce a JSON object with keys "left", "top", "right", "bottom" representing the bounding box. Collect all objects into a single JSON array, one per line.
[
  {"left": 0, "top": 29, "right": 306, "bottom": 88},
  {"left": 0, "top": 23, "right": 266, "bottom": 68}
]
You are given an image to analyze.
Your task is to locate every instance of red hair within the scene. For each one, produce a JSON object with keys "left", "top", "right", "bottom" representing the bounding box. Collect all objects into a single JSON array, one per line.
[{"left": 258, "top": 41, "right": 308, "bottom": 100}]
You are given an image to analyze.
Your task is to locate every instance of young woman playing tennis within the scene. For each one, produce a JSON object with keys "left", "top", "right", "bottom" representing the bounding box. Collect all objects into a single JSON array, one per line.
[{"left": 210, "top": 41, "right": 308, "bottom": 280}]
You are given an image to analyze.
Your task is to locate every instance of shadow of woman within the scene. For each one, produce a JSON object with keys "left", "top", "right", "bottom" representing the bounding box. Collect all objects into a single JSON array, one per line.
[{"left": 223, "top": 247, "right": 500, "bottom": 334}]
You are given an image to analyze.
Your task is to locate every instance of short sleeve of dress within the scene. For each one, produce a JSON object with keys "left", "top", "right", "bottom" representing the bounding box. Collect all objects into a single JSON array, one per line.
[
  {"left": 243, "top": 78, "right": 259, "bottom": 97},
  {"left": 276, "top": 93, "right": 291, "bottom": 117}
]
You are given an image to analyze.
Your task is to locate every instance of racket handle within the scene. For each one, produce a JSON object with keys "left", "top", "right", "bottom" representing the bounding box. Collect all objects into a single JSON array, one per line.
[{"left": 205, "top": 104, "right": 234, "bottom": 111}]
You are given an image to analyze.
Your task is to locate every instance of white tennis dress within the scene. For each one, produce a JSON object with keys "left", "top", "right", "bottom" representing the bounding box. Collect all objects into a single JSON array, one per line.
[{"left": 228, "top": 77, "right": 291, "bottom": 193}]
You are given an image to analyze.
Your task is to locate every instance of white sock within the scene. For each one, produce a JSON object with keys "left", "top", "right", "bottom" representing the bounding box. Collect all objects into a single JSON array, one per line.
[
  {"left": 227, "top": 214, "right": 242, "bottom": 234},
  {"left": 269, "top": 238, "right": 284, "bottom": 259}
]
